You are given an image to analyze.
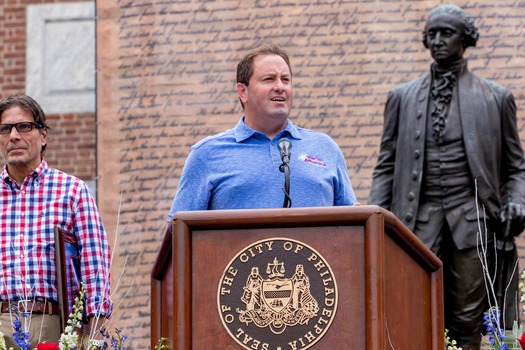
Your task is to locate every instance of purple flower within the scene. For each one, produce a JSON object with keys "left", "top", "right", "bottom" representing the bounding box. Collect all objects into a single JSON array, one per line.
[
  {"left": 100, "top": 327, "right": 129, "bottom": 350},
  {"left": 12, "top": 315, "right": 31, "bottom": 350},
  {"left": 483, "top": 307, "right": 507, "bottom": 349}
]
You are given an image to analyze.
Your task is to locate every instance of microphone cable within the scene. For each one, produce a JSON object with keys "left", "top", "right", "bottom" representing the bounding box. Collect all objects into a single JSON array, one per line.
[{"left": 278, "top": 138, "right": 292, "bottom": 208}]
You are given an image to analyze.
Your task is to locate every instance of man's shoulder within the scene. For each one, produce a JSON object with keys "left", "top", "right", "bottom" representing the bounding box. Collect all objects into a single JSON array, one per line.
[
  {"left": 292, "top": 126, "right": 341, "bottom": 151},
  {"left": 294, "top": 126, "right": 335, "bottom": 141},
  {"left": 190, "top": 128, "right": 236, "bottom": 150},
  {"left": 44, "top": 166, "right": 85, "bottom": 186}
]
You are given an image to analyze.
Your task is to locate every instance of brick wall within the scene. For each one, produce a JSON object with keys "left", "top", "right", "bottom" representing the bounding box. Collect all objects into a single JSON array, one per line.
[{"left": 0, "top": 0, "right": 96, "bottom": 181}]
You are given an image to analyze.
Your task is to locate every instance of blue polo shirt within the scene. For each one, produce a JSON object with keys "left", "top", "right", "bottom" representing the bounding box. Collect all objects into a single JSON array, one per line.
[{"left": 166, "top": 117, "right": 356, "bottom": 221}]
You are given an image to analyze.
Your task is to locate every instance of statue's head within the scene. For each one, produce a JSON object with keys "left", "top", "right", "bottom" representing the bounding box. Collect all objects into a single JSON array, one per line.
[{"left": 422, "top": 4, "right": 479, "bottom": 66}]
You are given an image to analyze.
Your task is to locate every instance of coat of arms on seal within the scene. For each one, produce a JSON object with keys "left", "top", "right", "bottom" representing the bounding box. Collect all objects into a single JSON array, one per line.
[
  {"left": 239, "top": 258, "right": 319, "bottom": 334},
  {"left": 218, "top": 238, "right": 338, "bottom": 350}
]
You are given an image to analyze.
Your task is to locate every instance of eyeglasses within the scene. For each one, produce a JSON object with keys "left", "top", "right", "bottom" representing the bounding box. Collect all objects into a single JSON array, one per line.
[{"left": 0, "top": 122, "right": 43, "bottom": 135}]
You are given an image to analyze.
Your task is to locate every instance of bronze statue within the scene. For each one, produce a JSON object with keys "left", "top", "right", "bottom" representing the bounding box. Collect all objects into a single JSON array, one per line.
[{"left": 368, "top": 4, "right": 525, "bottom": 349}]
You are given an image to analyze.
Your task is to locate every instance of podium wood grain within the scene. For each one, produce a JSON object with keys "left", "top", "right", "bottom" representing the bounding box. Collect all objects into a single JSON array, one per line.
[{"left": 151, "top": 205, "right": 443, "bottom": 349}]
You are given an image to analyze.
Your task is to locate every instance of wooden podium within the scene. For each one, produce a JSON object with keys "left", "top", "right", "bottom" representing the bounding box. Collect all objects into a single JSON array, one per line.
[{"left": 151, "top": 205, "right": 444, "bottom": 349}]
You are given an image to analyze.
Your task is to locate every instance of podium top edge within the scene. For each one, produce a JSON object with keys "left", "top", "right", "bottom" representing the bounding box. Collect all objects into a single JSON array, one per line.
[{"left": 173, "top": 205, "right": 387, "bottom": 222}]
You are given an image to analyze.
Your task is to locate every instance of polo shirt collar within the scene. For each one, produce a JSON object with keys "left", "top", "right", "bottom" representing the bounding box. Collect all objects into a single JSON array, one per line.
[{"left": 234, "top": 116, "right": 302, "bottom": 142}]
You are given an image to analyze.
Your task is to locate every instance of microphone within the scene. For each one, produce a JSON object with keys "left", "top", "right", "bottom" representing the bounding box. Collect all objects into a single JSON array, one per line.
[{"left": 278, "top": 138, "right": 292, "bottom": 165}]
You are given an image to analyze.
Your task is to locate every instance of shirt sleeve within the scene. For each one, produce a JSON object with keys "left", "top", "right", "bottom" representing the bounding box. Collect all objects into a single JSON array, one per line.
[
  {"left": 334, "top": 145, "right": 357, "bottom": 206},
  {"left": 166, "top": 147, "right": 213, "bottom": 222},
  {"left": 73, "top": 180, "right": 113, "bottom": 317}
]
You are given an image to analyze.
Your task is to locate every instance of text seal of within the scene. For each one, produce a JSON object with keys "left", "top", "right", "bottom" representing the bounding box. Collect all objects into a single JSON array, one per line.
[{"left": 217, "top": 237, "right": 338, "bottom": 350}]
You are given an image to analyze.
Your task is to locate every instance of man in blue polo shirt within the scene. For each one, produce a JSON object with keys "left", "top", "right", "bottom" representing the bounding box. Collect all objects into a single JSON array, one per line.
[{"left": 167, "top": 44, "right": 357, "bottom": 221}]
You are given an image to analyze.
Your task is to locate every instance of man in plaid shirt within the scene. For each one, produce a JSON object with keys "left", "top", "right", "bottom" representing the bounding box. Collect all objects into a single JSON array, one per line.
[{"left": 0, "top": 94, "right": 112, "bottom": 349}]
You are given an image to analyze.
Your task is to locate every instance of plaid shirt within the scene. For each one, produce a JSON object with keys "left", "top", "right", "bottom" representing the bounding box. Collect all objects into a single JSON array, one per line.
[{"left": 0, "top": 160, "right": 112, "bottom": 316}]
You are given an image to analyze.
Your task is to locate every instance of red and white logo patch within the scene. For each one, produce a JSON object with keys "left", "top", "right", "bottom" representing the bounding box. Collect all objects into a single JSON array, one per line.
[{"left": 298, "top": 154, "right": 327, "bottom": 167}]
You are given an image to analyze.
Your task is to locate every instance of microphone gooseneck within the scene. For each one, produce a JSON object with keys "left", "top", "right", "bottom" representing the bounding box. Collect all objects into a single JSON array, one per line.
[{"left": 277, "top": 138, "right": 292, "bottom": 208}]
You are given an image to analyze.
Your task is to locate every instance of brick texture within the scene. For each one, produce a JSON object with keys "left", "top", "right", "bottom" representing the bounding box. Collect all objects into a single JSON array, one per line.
[{"left": 0, "top": 0, "right": 95, "bottom": 181}]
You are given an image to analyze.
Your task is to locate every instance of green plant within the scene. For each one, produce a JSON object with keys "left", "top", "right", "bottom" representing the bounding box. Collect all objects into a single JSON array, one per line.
[{"left": 154, "top": 337, "right": 169, "bottom": 350}]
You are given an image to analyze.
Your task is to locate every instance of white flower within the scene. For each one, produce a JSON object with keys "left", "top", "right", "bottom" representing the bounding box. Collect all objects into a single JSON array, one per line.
[
  {"left": 58, "top": 332, "right": 79, "bottom": 350},
  {"left": 0, "top": 330, "right": 7, "bottom": 350}
]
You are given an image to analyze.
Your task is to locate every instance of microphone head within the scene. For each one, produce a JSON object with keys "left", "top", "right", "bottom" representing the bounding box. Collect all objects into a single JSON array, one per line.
[
  {"left": 278, "top": 138, "right": 292, "bottom": 163},
  {"left": 278, "top": 138, "right": 292, "bottom": 153}
]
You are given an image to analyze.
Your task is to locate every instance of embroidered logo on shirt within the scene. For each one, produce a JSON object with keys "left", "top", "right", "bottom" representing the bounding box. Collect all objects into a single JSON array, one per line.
[{"left": 298, "top": 154, "right": 327, "bottom": 167}]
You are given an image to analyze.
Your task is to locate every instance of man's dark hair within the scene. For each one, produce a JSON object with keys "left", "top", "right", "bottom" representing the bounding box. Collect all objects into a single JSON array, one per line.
[
  {"left": 0, "top": 94, "right": 49, "bottom": 157},
  {"left": 422, "top": 4, "right": 479, "bottom": 49}
]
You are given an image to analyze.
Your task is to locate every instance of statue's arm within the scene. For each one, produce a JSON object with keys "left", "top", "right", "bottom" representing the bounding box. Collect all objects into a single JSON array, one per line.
[
  {"left": 499, "top": 90, "right": 525, "bottom": 234},
  {"left": 368, "top": 89, "right": 402, "bottom": 209}
]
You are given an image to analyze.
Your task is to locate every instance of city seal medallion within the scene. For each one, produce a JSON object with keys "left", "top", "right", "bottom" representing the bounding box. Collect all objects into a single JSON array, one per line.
[{"left": 217, "top": 238, "right": 338, "bottom": 350}]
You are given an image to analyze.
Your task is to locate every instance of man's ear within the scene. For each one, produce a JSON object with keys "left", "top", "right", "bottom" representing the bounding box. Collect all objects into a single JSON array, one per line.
[
  {"left": 237, "top": 82, "right": 248, "bottom": 105},
  {"left": 40, "top": 128, "right": 48, "bottom": 146}
]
